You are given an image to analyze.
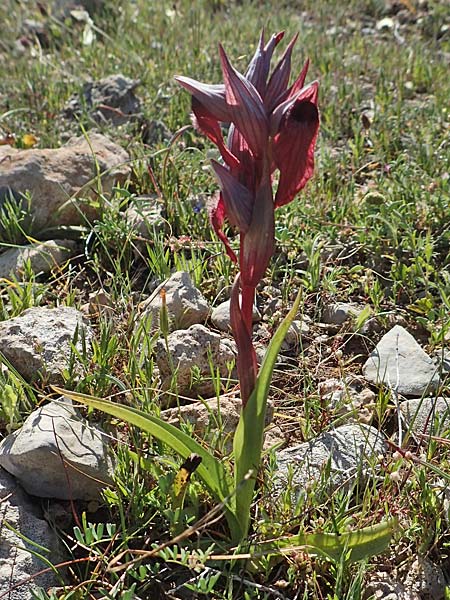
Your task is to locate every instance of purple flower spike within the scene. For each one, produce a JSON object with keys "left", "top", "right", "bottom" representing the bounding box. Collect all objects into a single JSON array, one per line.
[{"left": 176, "top": 31, "right": 319, "bottom": 406}]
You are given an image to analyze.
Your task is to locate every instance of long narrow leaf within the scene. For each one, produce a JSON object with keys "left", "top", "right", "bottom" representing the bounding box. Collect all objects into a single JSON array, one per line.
[
  {"left": 267, "top": 519, "right": 396, "bottom": 563},
  {"left": 232, "top": 290, "right": 302, "bottom": 538},
  {"left": 210, "top": 520, "right": 395, "bottom": 564},
  {"left": 52, "top": 387, "right": 241, "bottom": 540}
]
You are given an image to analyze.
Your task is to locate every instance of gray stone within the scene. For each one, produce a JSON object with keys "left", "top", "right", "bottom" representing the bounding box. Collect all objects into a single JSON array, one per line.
[
  {"left": 0, "top": 306, "right": 93, "bottom": 384},
  {"left": 400, "top": 556, "right": 445, "bottom": 599},
  {"left": 364, "top": 572, "right": 420, "bottom": 600},
  {"left": 400, "top": 397, "right": 450, "bottom": 437},
  {"left": 0, "top": 133, "right": 130, "bottom": 230},
  {"left": 0, "top": 468, "right": 60, "bottom": 599},
  {"left": 281, "top": 319, "right": 310, "bottom": 351},
  {"left": 139, "top": 271, "right": 210, "bottom": 331},
  {"left": 155, "top": 324, "right": 236, "bottom": 401},
  {"left": 275, "top": 424, "right": 385, "bottom": 499},
  {"left": 162, "top": 395, "right": 277, "bottom": 452},
  {"left": 318, "top": 378, "right": 376, "bottom": 424},
  {"left": 125, "top": 196, "right": 165, "bottom": 253},
  {"left": 0, "top": 400, "right": 114, "bottom": 500},
  {"left": 141, "top": 120, "right": 172, "bottom": 145},
  {"left": 433, "top": 348, "right": 450, "bottom": 373},
  {"left": 322, "top": 302, "right": 364, "bottom": 325},
  {"left": 0, "top": 240, "right": 76, "bottom": 279},
  {"left": 211, "top": 298, "right": 261, "bottom": 332},
  {"left": 363, "top": 325, "right": 440, "bottom": 396},
  {"left": 63, "top": 75, "right": 142, "bottom": 126}
]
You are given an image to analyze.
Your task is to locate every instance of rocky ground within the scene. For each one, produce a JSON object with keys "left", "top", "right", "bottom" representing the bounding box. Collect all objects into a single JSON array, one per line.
[{"left": 0, "top": 0, "right": 449, "bottom": 598}]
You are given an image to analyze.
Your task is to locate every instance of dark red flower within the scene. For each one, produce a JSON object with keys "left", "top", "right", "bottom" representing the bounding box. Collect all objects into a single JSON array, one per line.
[{"left": 175, "top": 31, "right": 319, "bottom": 405}]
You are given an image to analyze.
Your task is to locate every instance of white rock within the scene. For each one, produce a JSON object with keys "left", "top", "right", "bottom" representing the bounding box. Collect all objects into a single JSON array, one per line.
[
  {"left": 0, "top": 239, "right": 76, "bottom": 279},
  {"left": 322, "top": 302, "right": 364, "bottom": 325},
  {"left": 364, "top": 572, "right": 420, "bottom": 600},
  {"left": 275, "top": 424, "right": 385, "bottom": 499},
  {"left": 155, "top": 324, "right": 236, "bottom": 401},
  {"left": 0, "top": 467, "right": 59, "bottom": 599},
  {"left": 363, "top": 325, "right": 440, "bottom": 396},
  {"left": 0, "top": 306, "right": 93, "bottom": 383},
  {"left": 139, "top": 271, "right": 210, "bottom": 331},
  {"left": 319, "top": 378, "right": 376, "bottom": 423},
  {"left": 0, "top": 133, "right": 129, "bottom": 229},
  {"left": 162, "top": 395, "right": 275, "bottom": 452},
  {"left": 0, "top": 399, "right": 114, "bottom": 500},
  {"left": 401, "top": 556, "right": 445, "bottom": 599},
  {"left": 281, "top": 319, "right": 310, "bottom": 351},
  {"left": 376, "top": 17, "right": 395, "bottom": 30},
  {"left": 211, "top": 298, "right": 261, "bottom": 332},
  {"left": 400, "top": 397, "right": 450, "bottom": 436},
  {"left": 125, "top": 195, "right": 165, "bottom": 253}
]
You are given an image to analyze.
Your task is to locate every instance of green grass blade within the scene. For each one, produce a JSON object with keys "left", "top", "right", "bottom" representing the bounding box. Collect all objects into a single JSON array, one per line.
[
  {"left": 232, "top": 290, "right": 303, "bottom": 539},
  {"left": 52, "top": 387, "right": 241, "bottom": 539}
]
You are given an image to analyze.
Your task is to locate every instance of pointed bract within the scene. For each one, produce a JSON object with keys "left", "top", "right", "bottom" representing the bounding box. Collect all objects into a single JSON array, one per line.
[
  {"left": 219, "top": 45, "right": 269, "bottom": 158},
  {"left": 240, "top": 174, "right": 275, "bottom": 287},
  {"left": 191, "top": 98, "right": 240, "bottom": 170},
  {"left": 175, "top": 76, "right": 231, "bottom": 122},
  {"left": 245, "top": 31, "right": 284, "bottom": 97},
  {"left": 265, "top": 33, "right": 298, "bottom": 111},
  {"left": 208, "top": 192, "right": 238, "bottom": 263},
  {"left": 211, "top": 160, "right": 253, "bottom": 232}
]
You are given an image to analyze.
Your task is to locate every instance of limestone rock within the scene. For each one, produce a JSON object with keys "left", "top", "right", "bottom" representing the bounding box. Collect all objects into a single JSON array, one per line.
[
  {"left": 0, "top": 240, "right": 76, "bottom": 279},
  {"left": 0, "top": 306, "right": 93, "bottom": 384},
  {"left": 125, "top": 195, "right": 165, "bottom": 253},
  {"left": 63, "top": 75, "right": 142, "bottom": 126},
  {"left": 400, "top": 397, "right": 450, "bottom": 437},
  {"left": 139, "top": 271, "right": 210, "bottom": 331},
  {"left": 0, "top": 468, "right": 59, "bottom": 599},
  {"left": 155, "top": 324, "right": 236, "bottom": 401},
  {"left": 0, "top": 133, "right": 130, "bottom": 229},
  {"left": 364, "top": 572, "right": 420, "bottom": 600},
  {"left": 0, "top": 400, "right": 114, "bottom": 500},
  {"left": 162, "top": 395, "right": 276, "bottom": 452},
  {"left": 275, "top": 424, "right": 385, "bottom": 499},
  {"left": 141, "top": 120, "right": 172, "bottom": 145},
  {"left": 401, "top": 556, "right": 445, "bottom": 599},
  {"left": 211, "top": 298, "right": 261, "bottom": 332},
  {"left": 363, "top": 325, "right": 440, "bottom": 396},
  {"left": 319, "top": 377, "right": 376, "bottom": 424},
  {"left": 322, "top": 302, "right": 364, "bottom": 325},
  {"left": 281, "top": 319, "right": 310, "bottom": 351}
]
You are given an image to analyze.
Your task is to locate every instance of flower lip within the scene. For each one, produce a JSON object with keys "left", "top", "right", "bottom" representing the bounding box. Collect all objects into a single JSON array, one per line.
[
  {"left": 288, "top": 99, "right": 319, "bottom": 124},
  {"left": 269, "top": 79, "right": 319, "bottom": 136}
]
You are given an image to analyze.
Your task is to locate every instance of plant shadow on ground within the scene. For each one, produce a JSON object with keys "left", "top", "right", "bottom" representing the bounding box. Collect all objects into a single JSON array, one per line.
[{"left": 0, "top": 0, "right": 450, "bottom": 598}]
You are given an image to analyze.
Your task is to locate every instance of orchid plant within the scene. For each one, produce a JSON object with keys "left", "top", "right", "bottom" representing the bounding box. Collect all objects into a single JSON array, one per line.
[
  {"left": 56, "top": 32, "right": 393, "bottom": 558},
  {"left": 176, "top": 30, "right": 319, "bottom": 407}
]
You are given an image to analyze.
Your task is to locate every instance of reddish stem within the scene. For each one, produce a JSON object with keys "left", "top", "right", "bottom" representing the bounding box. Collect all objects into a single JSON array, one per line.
[
  {"left": 230, "top": 277, "right": 258, "bottom": 407},
  {"left": 240, "top": 283, "right": 255, "bottom": 334}
]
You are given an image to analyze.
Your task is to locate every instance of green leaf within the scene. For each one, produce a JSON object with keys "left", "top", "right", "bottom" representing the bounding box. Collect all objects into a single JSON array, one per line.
[
  {"left": 232, "top": 290, "right": 303, "bottom": 539},
  {"left": 52, "top": 387, "right": 241, "bottom": 540},
  {"left": 271, "top": 519, "right": 396, "bottom": 563}
]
